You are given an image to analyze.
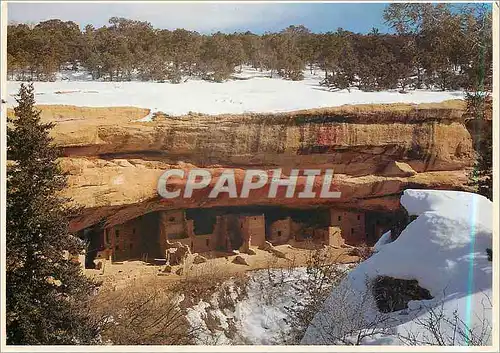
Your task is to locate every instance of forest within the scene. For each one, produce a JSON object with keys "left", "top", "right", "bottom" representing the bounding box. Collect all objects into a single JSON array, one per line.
[{"left": 7, "top": 3, "right": 492, "bottom": 92}]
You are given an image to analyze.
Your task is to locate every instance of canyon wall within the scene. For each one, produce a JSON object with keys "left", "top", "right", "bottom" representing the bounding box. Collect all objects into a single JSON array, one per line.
[{"left": 8, "top": 100, "right": 475, "bottom": 231}]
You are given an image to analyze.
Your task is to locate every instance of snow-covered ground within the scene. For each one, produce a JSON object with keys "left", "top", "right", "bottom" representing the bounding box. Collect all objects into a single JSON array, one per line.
[
  {"left": 302, "top": 189, "right": 493, "bottom": 346},
  {"left": 184, "top": 265, "right": 352, "bottom": 345},
  {"left": 6, "top": 67, "right": 464, "bottom": 116},
  {"left": 184, "top": 267, "right": 308, "bottom": 345}
]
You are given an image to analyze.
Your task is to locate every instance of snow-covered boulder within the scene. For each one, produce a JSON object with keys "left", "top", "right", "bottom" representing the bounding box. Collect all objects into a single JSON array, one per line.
[{"left": 302, "top": 189, "right": 493, "bottom": 345}]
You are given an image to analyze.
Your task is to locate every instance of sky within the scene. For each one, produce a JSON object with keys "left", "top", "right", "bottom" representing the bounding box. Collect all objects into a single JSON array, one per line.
[{"left": 7, "top": 2, "right": 394, "bottom": 34}]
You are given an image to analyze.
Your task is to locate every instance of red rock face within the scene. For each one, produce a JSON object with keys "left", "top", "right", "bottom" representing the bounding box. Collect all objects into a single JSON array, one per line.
[
  {"left": 317, "top": 125, "right": 343, "bottom": 146},
  {"left": 15, "top": 102, "right": 473, "bottom": 231}
]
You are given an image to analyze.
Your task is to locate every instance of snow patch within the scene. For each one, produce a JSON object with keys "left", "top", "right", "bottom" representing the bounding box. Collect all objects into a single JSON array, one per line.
[{"left": 373, "top": 230, "right": 392, "bottom": 252}]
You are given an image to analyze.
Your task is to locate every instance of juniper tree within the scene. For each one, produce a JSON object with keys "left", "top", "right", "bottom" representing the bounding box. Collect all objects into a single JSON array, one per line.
[{"left": 6, "top": 83, "right": 98, "bottom": 344}]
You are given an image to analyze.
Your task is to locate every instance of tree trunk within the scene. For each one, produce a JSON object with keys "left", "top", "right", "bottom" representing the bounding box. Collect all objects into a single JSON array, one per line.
[{"left": 416, "top": 67, "right": 422, "bottom": 89}]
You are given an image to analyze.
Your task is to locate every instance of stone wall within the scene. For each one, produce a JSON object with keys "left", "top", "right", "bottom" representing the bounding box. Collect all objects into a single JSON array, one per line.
[
  {"left": 321, "top": 226, "right": 344, "bottom": 247},
  {"left": 106, "top": 216, "right": 150, "bottom": 262},
  {"left": 191, "top": 234, "right": 214, "bottom": 253},
  {"left": 101, "top": 206, "right": 382, "bottom": 263},
  {"left": 239, "top": 215, "right": 266, "bottom": 251},
  {"left": 330, "top": 209, "right": 366, "bottom": 245},
  {"left": 159, "top": 210, "right": 224, "bottom": 254},
  {"left": 269, "top": 217, "right": 293, "bottom": 245},
  {"left": 159, "top": 210, "right": 188, "bottom": 257}
]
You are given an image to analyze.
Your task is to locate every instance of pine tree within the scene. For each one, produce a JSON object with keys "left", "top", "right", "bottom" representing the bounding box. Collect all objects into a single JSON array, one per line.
[
  {"left": 466, "top": 92, "right": 492, "bottom": 201},
  {"left": 6, "top": 83, "right": 98, "bottom": 344},
  {"left": 465, "top": 4, "right": 492, "bottom": 201}
]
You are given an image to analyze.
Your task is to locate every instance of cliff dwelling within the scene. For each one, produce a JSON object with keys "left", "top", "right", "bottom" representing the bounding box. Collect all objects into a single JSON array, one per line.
[
  {"left": 81, "top": 205, "right": 398, "bottom": 266},
  {"left": 25, "top": 101, "right": 476, "bottom": 268}
]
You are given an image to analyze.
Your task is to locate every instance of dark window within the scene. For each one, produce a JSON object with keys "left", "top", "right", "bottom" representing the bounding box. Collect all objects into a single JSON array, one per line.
[
  {"left": 191, "top": 241, "right": 194, "bottom": 249},
  {"left": 338, "top": 216, "right": 341, "bottom": 221},
  {"left": 115, "top": 229, "right": 119, "bottom": 237},
  {"left": 357, "top": 215, "right": 361, "bottom": 220},
  {"left": 169, "top": 216, "right": 175, "bottom": 222},
  {"left": 133, "top": 228, "right": 136, "bottom": 234},
  {"left": 351, "top": 228, "right": 355, "bottom": 234},
  {"left": 206, "top": 239, "right": 210, "bottom": 246},
  {"left": 277, "top": 231, "right": 282, "bottom": 237},
  {"left": 130, "top": 243, "right": 133, "bottom": 249},
  {"left": 115, "top": 245, "right": 119, "bottom": 250}
]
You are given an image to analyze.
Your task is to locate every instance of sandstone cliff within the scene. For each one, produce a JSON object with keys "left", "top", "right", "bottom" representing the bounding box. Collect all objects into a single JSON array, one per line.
[{"left": 7, "top": 100, "right": 476, "bottom": 231}]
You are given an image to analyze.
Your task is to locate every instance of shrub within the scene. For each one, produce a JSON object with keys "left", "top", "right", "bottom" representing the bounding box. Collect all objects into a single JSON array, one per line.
[
  {"left": 89, "top": 278, "right": 196, "bottom": 345},
  {"left": 372, "top": 276, "right": 433, "bottom": 313}
]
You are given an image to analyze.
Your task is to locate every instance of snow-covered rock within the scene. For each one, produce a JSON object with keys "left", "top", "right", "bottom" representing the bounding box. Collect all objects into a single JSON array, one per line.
[{"left": 302, "top": 189, "right": 493, "bottom": 345}]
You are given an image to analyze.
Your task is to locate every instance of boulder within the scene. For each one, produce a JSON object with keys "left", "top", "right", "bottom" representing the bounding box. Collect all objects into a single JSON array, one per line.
[
  {"left": 383, "top": 161, "right": 417, "bottom": 177},
  {"left": 232, "top": 255, "right": 249, "bottom": 266},
  {"left": 259, "top": 241, "right": 274, "bottom": 252},
  {"left": 166, "top": 241, "right": 191, "bottom": 266},
  {"left": 271, "top": 248, "right": 287, "bottom": 259},
  {"left": 348, "top": 246, "right": 374, "bottom": 260},
  {"left": 115, "top": 159, "right": 134, "bottom": 168},
  {"left": 193, "top": 254, "right": 207, "bottom": 264}
]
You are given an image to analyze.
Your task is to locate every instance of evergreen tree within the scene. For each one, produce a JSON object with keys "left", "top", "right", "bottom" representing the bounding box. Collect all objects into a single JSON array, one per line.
[
  {"left": 466, "top": 92, "right": 492, "bottom": 201},
  {"left": 6, "top": 83, "right": 98, "bottom": 344},
  {"left": 6, "top": 9, "right": 492, "bottom": 87},
  {"left": 465, "top": 4, "right": 492, "bottom": 201}
]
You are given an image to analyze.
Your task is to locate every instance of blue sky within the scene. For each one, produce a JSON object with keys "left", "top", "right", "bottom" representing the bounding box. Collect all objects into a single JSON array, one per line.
[{"left": 8, "top": 2, "right": 393, "bottom": 34}]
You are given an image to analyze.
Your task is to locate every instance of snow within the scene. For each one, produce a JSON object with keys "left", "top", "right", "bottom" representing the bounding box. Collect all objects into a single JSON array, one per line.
[
  {"left": 234, "top": 269, "right": 306, "bottom": 344},
  {"left": 185, "top": 300, "right": 218, "bottom": 344},
  {"left": 185, "top": 268, "right": 309, "bottom": 345},
  {"left": 184, "top": 265, "right": 352, "bottom": 345},
  {"left": 55, "top": 68, "right": 94, "bottom": 82},
  {"left": 302, "top": 189, "right": 493, "bottom": 345},
  {"left": 373, "top": 230, "right": 392, "bottom": 252},
  {"left": 7, "top": 67, "right": 464, "bottom": 116}
]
